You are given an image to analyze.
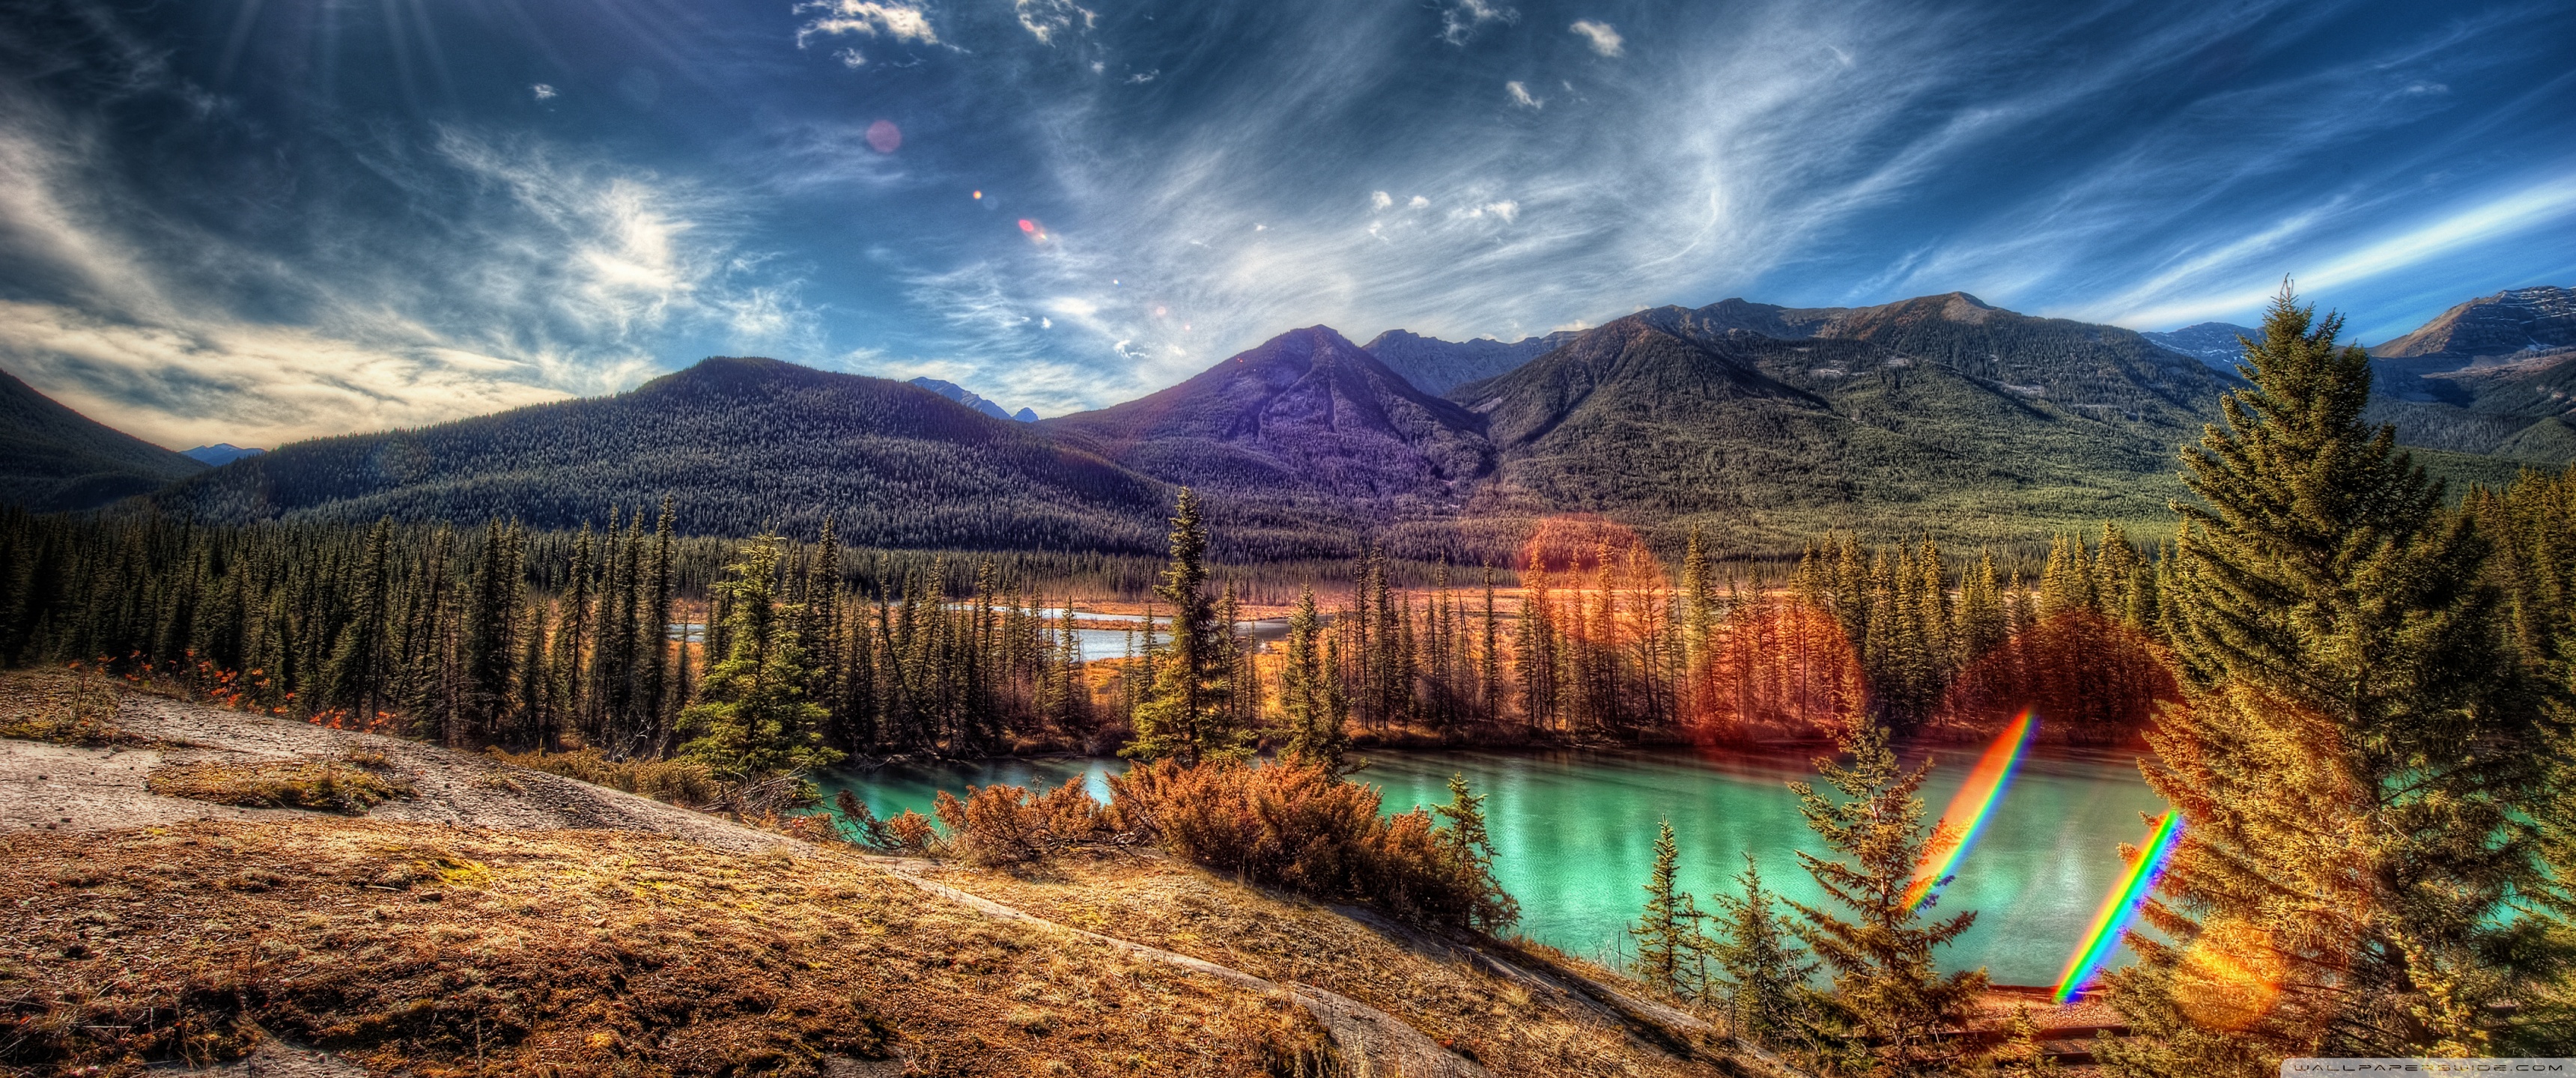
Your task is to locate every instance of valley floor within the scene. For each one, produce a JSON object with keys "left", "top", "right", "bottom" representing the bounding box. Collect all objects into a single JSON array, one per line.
[{"left": 0, "top": 672, "right": 1770, "bottom": 1078}]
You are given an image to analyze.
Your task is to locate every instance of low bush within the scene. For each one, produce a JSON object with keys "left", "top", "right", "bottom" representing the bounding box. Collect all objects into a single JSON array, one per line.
[
  {"left": 145, "top": 759, "right": 415, "bottom": 813},
  {"left": 932, "top": 780, "right": 1110, "bottom": 867},
  {"left": 1108, "top": 760, "right": 1517, "bottom": 934}
]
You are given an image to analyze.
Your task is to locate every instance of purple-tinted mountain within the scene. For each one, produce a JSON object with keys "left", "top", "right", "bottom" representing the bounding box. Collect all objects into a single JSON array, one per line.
[
  {"left": 2141, "top": 322, "right": 2258, "bottom": 374},
  {"left": 1360, "top": 329, "right": 1577, "bottom": 395},
  {"left": 908, "top": 377, "right": 1038, "bottom": 422},
  {"left": 1046, "top": 326, "right": 1493, "bottom": 505},
  {"left": 0, "top": 368, "right": 204, "bottom": 511}
]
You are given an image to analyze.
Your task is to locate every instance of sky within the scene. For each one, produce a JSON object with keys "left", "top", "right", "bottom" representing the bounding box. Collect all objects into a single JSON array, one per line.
[{"left": 0, "top": 0, "right": 2570, "bottom": 447}]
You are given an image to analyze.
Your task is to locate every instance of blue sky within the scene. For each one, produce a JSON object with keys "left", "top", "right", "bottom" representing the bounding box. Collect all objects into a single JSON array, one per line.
[{"left": 0, "top": 0, "right": 2569, "bottom": 447}]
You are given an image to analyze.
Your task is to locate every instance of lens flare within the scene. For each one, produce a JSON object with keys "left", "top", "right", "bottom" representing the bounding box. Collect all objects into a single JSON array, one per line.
[
  {"left": 1903, "top": 709, "right": 2036, "bottom": 910},
  {"left": 2053, "top": 811, "right": 2185, "bottom": 1004}
]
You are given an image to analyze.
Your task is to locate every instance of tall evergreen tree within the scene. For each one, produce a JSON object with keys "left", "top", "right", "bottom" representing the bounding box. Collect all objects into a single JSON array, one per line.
[
  {"left": 1279, "top": 584, "right": 1349, "bottom": 774},
  {"left": 1787, "top": 720, "right": 1985, "bottom": 1073},
  {"left": 1124, "top": 489, "right": 1245, "bottom": 765},
  {"left": 2105, "top": 288, "right": 2559, "bottom": 1070},
  {"left": 1632, "top": 819, "right": 1715, "bottom": 1001},
  {"left": 1712, "top": 853, "right": 1817, "bottom": 1046},
  {"left": 678, "top": 535, "right": 843, "bottom": 782}
]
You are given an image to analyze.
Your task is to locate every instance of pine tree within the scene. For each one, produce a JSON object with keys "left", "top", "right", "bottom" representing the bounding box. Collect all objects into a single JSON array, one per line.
[
  {"left": 1280, "top": 584, "right": 1349, "bottom": 774},
  {"left": 1632, "top": 819, "right": 1714, "bottom": 1001},
  {"left": 678, "top": 535, "right": 843, "bottom": 782},
  {"left": 1124, "top": 489, "right": 1245, "bottom": 765},
  {"left": 320, "top": 519, "right": 394, "bottom": 722},
  {"left": 2104, "top": 288, "right": 2559, "bottom": 1070},
  {"left": 1711, "top": 852, "right": 1816, "bottom": 1046},
  {"left": 1435, "top": 773, "right": 1519, "bottom": 933},
  {"left": 1787, "top": 720, "right": 1986, "bottom": 1072}
]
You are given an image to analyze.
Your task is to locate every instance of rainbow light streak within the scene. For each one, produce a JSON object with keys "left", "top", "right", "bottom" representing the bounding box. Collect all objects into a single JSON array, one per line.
[
  {"left": 1901, "top": 709, "right": 2038, "bottom": 910},
  {"left": 2053, "top": 811, "right": 2186, "bottom": 1005}
]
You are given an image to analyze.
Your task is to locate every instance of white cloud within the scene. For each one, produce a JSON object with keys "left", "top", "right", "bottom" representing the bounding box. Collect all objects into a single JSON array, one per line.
[
  {"left": 1569, "top": 19, "right": 1623, "bottom": 57},
  {"left": 1015, "top": 0, "right": 1096, "bottom": 45},
  {"left": 1370, "top": 190, "right": 1394, "bottom": 210},
  {"left": 1408, "top": 195, "right": 1430, "bottom": 210},
  {"left": 837, "top": 49, "right": 866, "bottom": 67},
  {"left": 1439, "top": 0, "right": 1516, "bottom": 46},
  {"left": 1505, "top": 81, "right": 1543, "bottom": 109},
  {"left": 794, "top": 1, "right": 937, "bottom": 48},
  {"left": 530, "top": 84, "right": 556, "bottom": 100}
]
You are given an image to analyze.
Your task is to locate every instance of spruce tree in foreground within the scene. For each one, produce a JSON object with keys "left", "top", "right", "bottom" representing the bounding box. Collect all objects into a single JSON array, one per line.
[
  {"left": 1786, "top": 720, "right": 1984, "bottom": 1074},
  {"left": 1435, "top": 773, "right": 1519, "bottom": 932},
  {"left": 2104, "top": 288, "right": 2560, "bottom": 1071},
  {"left": 1124, "top": 488, "right": 1247, "bottom": 766},
  {"left": 1632, "top": 820, "right": 1714, "bottom": 1002},
  {"left": 1712, "top": 852, "right": 1815, "bottom": 1046}
]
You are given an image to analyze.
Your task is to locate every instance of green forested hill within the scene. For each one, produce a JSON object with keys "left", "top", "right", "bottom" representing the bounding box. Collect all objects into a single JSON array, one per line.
[
  {"left": 1450, "top": 293, "right": 2243, "bottom": 548},
  {"left": 150, "top": 358, "right": 1179, "bottom": 554},
  {"left": 0, "top": 368, "right": 204, "bottom": 511}
]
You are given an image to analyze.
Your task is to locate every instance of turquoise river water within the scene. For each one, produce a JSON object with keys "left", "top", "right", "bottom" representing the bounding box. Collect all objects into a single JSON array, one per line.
[{"left": 814, "top": 747, "right": 2167, "bottom": 986}]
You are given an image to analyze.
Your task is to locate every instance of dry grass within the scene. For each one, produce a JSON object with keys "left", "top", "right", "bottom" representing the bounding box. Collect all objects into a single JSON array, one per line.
[
  {"left": 487, "top": 746, "right": 726, "bottom": 807},
  {"left": 0, "top": 819, "right": 1346, "bottom": 1078},
  {"left": 921, "top": 849, "right": 1735, "bottom": 1077},
  {"left": 0, "top": 669, "right": 158, "bottom": 748},
  {"left": 145, "top": 758, "right": 417, "bottom": 813}
]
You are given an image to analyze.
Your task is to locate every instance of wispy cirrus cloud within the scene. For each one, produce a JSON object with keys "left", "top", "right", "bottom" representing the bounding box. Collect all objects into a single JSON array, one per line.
[{"left": 0, "top": 67, "right": 812, "bottom": 445}]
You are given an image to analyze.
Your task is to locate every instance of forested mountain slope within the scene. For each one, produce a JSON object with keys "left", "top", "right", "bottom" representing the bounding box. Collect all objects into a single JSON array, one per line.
[
  {"left": 151, "top": 357, "right": 1176, "bottom": 553},
  {"left": 0, "top": 368, "right": 204, "bottom": 511},
  {"left": 1450, "top": 293, "right": 2241, "bottom": 546}
]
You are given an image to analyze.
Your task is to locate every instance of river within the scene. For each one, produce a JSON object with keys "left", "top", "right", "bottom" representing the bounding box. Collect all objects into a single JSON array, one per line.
[{"left": 813, "top": 745, "right": 2166, "bottom": 986}]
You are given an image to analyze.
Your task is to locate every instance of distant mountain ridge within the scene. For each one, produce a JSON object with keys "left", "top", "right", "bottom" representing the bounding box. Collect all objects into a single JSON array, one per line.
[
  {"left": 908, "top": 377, "right": 1038, "bottom": 422},
  {"left": 0, "top": 368, "right": 204, "bottom": 511},
  {"left": 1359, "top": 329, "right": 1576, "bottom": 395},
  {"left": 154, "top": 358, "right": 1173, "bottom": 553},
  {"left": 182, "top": 444, "right": 266, "bottom": 466},
  {"left": 2354, "top": 285, "right": 2576, "bottom": 466},
  {"left": 2141, "top": 323, "right": 2258, "bottom": 374},
  {"left": 2370, "top": 285, "right": 2576, "bottom": 362}
]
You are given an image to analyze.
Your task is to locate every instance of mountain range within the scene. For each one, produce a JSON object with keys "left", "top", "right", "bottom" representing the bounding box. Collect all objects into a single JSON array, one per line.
[
  {"left": 4, "top": 285, "right": 2565, "bottom": 558},
  {"left": 909, "top": 377, "right": 1039, "bottom": 423}
]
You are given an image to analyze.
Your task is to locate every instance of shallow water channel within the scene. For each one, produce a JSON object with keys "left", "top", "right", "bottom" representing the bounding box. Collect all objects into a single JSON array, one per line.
[{"left": 815, "top": 746, "right": 2166, "bottom": 986}]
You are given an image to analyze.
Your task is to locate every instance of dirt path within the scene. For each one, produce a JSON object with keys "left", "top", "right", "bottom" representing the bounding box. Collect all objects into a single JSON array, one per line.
[{"left": 4, "top": 680, "right": 1728, "bottom": 1076}]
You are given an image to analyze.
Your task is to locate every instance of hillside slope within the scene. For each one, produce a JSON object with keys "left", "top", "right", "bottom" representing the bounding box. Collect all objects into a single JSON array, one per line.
[
  {"left": 150, "top": 357, "right": 1176, "bottom": 553},
  {"left": 0, "top": 672, "right": 1743, "bottom": 1077},
  {"left": 0, "top": 368, "right": 204, "bottom": 511}
]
